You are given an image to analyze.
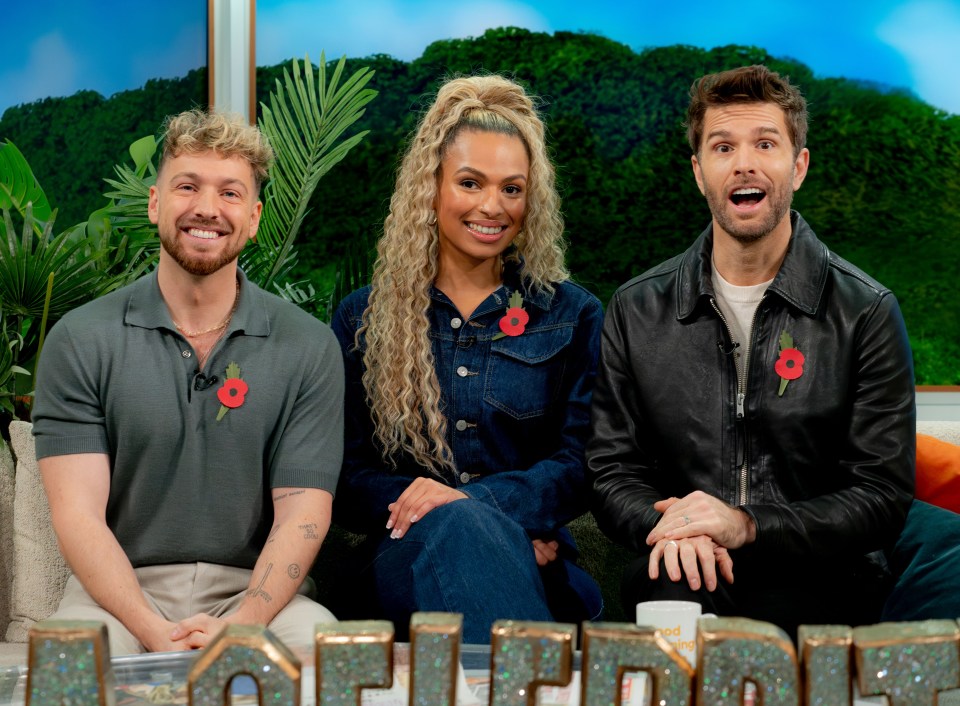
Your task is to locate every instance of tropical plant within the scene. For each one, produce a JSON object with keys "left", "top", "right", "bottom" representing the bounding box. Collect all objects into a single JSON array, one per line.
[
  {"left": 0, "top": 139, "right": 154, "bottom": 396},
  {"left": 0, "top": 308, "right": 28, "bottom": 418},
  {"left": 100, "top": 134, "right": 163, "bottom": 267},
  {"left": 251, "top": 53, "right": 376, "bottom": 297}
]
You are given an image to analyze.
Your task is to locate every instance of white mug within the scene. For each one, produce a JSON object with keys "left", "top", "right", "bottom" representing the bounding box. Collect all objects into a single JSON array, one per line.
[{"left": 635, "top": 600, "right": 716, "bottom": 665}]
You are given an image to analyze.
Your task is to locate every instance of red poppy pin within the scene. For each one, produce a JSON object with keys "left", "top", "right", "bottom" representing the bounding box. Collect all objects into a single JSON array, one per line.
[
  {"left": 216, "top": 362, "right": 248, "bottom": 421},
  {"left": 775, "top": 331, "right": 805, "bottom": 397},
  {"left": 492, "top": 291, "right": 529, "bottom": 340}
]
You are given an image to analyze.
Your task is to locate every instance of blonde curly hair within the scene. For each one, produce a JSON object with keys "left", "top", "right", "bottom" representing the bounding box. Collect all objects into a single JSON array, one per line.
[{"left": 359, "top": 74, "right": 568, "bottom": 474}]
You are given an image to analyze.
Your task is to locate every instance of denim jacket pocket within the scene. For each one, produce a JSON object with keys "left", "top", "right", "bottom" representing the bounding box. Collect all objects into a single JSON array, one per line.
[{"left": 484, "top": 324, "right": 574, "bottom": 419}]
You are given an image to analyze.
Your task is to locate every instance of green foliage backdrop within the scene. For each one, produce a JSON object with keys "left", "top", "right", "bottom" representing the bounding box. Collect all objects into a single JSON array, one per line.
[{"left": 1, "top": 29, "right": 957, "bottom": 383}]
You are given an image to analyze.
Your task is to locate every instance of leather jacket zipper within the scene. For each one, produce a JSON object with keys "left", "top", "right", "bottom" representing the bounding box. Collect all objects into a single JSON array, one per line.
[{"left": 711, "top": 297, "right": 764, "bottom": 506}]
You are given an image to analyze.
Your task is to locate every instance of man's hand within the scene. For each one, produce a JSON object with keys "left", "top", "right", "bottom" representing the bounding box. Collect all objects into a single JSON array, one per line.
[
  {"left": 386, "top": 478, "right": 468, "bottom": 539},
  {"left": 645, "top": 491, "right": 756, "bottom": 549},
  {"left": 648, "top": 535, "right": 735, "bottom": 592},
  {"left": 168, "top": 614, "right": 232, "bottom": 650},
  {"left": 136, "top": 616, "right": 197, "bottom": 653},
  {"left": 532, "top": 539, "right": 560, "bottom": 567}
]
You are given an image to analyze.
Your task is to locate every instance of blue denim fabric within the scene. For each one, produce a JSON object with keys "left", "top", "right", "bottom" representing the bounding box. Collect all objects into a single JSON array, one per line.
[
  {"left": 331, "top": 264, "right": 604, "bottom": 636},
  {"left": 368, "top": 501, "right": 555, "bottom": 643}
]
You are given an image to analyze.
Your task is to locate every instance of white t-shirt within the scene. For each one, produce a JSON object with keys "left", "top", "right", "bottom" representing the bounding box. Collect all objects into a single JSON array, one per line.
[{"left": 711, "top": 261, "right": 773, "bottom": 378}]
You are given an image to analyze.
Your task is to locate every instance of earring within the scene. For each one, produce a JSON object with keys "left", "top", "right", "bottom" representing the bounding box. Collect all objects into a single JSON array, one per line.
[{"left": 427, "top": 210, "right": 437, "bottom": 226}]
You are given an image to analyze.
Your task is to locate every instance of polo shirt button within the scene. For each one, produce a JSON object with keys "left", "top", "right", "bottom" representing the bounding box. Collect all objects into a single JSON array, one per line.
[
  {"left": 459, "top": 472, "right": 471, "bottom": 484},
  {"left": 456, "top": 366, "right": 469, "bottom": 377},
  {"left": 455, "top": 419, "right": 467, "bottom": 431},
  {"left": 181, "top": 350, "right": 192, "bottom": 358},
  {"left": 451, "top": 317, "right": 463, "bottom": 329}
]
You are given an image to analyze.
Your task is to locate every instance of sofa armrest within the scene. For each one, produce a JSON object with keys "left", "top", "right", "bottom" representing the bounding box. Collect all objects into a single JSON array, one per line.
[
  {"left": 0, "top": 439, "right": 15, "bottom": 641},
  {"left": 917, "top": 421, "right": 960, "bottom": 447}
]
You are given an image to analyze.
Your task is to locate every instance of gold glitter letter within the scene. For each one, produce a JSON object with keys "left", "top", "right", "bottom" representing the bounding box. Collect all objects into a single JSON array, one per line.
[
  {"left": 188, "top": 624, "right": 300, "bottom": 706},
  {"left": 580, "top": 622, "right": 693, "bottom": 706},
  {"left": 854, "top": 620, "right": 959, "bottom": 706},
  {"left": 489, "top": 620, "right": 575, "bottom": 705},
  {"left": 798, "top": 625, "right": 852, "bottom": 706},
  {"left": 698, "top": 617, "right": 800, "bottom": 705},
  {"left": 315, "top": 620, "right": 393, "bottom": 706},
  {"left": 409, "top": 613, "right": 462, "bottom": 706},
  {"left": 26, "top": 620, "right": 114, "bottom": 706}
]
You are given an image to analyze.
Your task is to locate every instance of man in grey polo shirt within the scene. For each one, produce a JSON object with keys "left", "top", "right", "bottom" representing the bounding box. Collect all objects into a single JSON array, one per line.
[{"left": 32, "top": 109, "right": 343, "bottom": 654}]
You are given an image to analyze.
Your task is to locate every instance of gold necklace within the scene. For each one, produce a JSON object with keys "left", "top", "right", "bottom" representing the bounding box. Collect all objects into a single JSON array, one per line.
[{"left": 174, "top": 281, "right": 240, "bottom": 337}]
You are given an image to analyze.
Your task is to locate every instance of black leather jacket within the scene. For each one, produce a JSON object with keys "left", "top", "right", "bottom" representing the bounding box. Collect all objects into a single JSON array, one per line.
[{"left": 588, "top": 212, "right": 915, "bottom": 559}]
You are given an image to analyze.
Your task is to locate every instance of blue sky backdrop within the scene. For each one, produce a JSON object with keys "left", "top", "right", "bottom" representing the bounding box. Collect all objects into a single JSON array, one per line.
[
  {"left": 2, "top": 0, "right": 959, "bottom": 116},
  {"left": 1, "top": 0, "right": 205, "bottom": 116}
]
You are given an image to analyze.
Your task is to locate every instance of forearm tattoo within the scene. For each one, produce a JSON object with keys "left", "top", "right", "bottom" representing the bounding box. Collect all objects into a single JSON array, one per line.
[
  {"left": 287, "top": 564, "right": 301, "bottom": 579},
  {"left": 299, "top": 523, "right": 319, "bottom": 540},
  {"left": 247, "top": 563, "right": 274, "bottom": 603}
]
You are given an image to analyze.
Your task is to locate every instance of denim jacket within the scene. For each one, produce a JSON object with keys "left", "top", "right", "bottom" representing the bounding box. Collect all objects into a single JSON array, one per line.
[{"left": 331, "top": 264, "right": 603, "bottom": 538}]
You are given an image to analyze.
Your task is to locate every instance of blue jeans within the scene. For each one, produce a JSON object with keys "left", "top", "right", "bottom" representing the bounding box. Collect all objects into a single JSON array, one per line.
[{"left": 360, "top": 500, "right": 597, "bottom": 643}]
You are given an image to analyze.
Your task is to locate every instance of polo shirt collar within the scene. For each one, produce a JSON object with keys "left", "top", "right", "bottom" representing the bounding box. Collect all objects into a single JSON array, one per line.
[{"left": 124, "top": 269, "right": 271, "bottom": 337}]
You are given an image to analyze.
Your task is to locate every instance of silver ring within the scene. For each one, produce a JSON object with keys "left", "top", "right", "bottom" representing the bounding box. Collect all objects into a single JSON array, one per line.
[
  {"left": 683, "top": 515, "right": 691, "bottom": 526},
  {"left": 666, "top": 540, "right": 678, "bottom": 548}
]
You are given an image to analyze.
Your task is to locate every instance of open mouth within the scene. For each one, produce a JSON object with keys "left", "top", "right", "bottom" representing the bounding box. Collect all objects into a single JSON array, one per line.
[
  {"left": 466, "top": 221, "right": 506, "bottom": 236},
  {"left": 185, "top": 227, "right": 223, "bottom": 240},
  {"left": 729, "top": 187, "right": 766, "bottom": 208}
]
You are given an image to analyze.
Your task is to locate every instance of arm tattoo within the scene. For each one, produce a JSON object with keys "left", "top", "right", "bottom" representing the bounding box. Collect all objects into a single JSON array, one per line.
[
  {"left": 266, "top": 526, "right": 280, "bottom": 544},
  {"left": 273, "top": 489, "right": 306, "bottom": 502},
  {"left": 299, "top": 523, "right": 319, "bottom": 540},
  {"left": 287, "top": 564, "right": 301, "bottom": 579},
  {"left": 247, "top": 563, "right": 274, "bottom": 603}
]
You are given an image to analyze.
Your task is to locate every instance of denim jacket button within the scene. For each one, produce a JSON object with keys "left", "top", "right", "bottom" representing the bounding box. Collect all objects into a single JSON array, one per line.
[
  {"left": 456, "top": 365, "right": 469, "bottom": 377},
  {"left": 455, "top": 419, "right": 467, "bottom": 431},
  {"left": 459, "top": 472, "right": 471, "bottom": 484},
  {"left": 451, "top": 317, "right": 463, "bottom": 329}
]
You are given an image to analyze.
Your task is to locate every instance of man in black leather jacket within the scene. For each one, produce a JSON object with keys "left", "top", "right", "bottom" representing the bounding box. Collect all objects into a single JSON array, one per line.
[{"left": 587, "top": 65, "right": 915, "bottom": 635}]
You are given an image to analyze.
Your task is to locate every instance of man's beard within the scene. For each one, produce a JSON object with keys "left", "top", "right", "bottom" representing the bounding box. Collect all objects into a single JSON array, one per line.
[
  {"left": 703, "top": 173, "right": 794, "bottom": 244},
  {"left": 159, "top": 219, "right": 246, "bottom": 276}
]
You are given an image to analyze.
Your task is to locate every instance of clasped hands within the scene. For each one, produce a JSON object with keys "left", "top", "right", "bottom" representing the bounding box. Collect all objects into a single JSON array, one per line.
[
  {"left": 645, "top": 491, "right": 756, "bottom": 592},
  {"left": 139, "top": 613, "right": 240, "bottom": 652}
]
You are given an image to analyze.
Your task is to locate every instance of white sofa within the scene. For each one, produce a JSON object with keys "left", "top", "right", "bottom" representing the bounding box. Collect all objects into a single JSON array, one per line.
[
  {"left": 1, "top": 421, "right": 71, "bottom": 665},
  {"left": 2, "top": 419, "right": 959, "bottom": 666}
]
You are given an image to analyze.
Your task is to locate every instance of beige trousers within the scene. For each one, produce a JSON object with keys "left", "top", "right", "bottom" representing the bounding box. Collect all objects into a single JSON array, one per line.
[{"left": 49, "top": 563, "right": 336, "bottom": 655}]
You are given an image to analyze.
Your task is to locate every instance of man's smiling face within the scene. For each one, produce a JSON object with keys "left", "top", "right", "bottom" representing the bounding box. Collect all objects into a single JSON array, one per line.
[
  {"left": 691, "top": 102, "right": 809, "bottom": 244},
  {"left": 148, "top": 150, "right": 262, "bottom": 277}
]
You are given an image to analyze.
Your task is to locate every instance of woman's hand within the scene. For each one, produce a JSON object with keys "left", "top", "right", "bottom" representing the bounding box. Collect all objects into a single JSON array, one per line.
[
  {"left": 532, "top": 539, "right": 560, "bottom": 566},
  {"left": 386, "top": 477, "right": 468, "bottom": 539}
]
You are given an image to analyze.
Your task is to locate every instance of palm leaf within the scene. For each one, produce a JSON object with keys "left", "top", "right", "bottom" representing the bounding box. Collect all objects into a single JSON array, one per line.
[
  {"left": 127, "top": 135, "right": 159, "bottom": 179},
  {"left": 0, "top": 311, "right": 29, "bottom": 415},
  {"left": 251, "top": 53, "right": 377, "bottom": 292},
  {"left": 103, "top": 136, "right": 160, "bottom": 258},
  {"left": 103, "top": 164, "right": 159, "bottom": 254},
  {"left": 0, "top": 205, "right": 120, "bottom": 329},
  {"left": 0, "top": 141, "right": 53, "bottom": 235}
]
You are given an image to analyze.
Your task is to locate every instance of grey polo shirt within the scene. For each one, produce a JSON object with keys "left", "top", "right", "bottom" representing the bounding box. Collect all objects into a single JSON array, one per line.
[{"left": 32, "top": 270, "right": 344, "bottom": 570}]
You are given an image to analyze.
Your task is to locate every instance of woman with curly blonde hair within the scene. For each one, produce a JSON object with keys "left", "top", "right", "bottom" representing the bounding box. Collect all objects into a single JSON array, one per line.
[{"left": 332, "top": 74, "right": 603, "bottom": 641}]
